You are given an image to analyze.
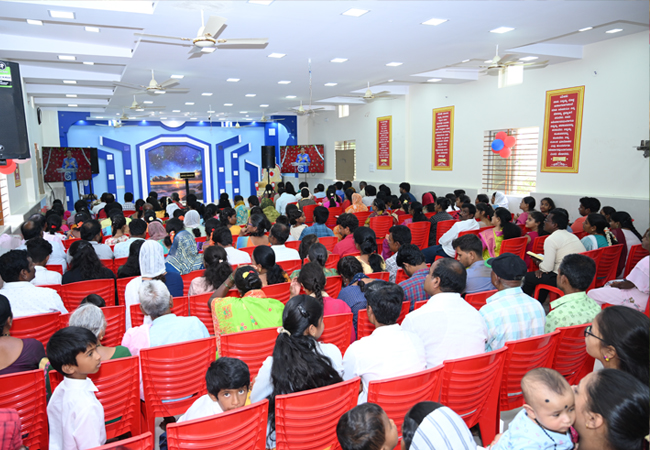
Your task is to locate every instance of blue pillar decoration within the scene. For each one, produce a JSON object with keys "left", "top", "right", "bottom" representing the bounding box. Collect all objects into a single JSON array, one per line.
[
  {"left": 244, "top": 160, "right": 260, "bottom": 196},
  {"left": 99, "top": 137, "right": 133, "bottom": 198},
  {"left": 97, "top": 149, "right": 117, "bottom": 199},
  {"left": 230, "top": 144, "right": 251, "bottom": 197},
  {"left": 214, "top": 136, "right": 241, "bottom": 196}
]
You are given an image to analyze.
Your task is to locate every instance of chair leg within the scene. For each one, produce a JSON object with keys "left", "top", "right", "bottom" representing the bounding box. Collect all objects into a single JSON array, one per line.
[{"left": 478, "top": 413, "right": 498, "bottom": 447}]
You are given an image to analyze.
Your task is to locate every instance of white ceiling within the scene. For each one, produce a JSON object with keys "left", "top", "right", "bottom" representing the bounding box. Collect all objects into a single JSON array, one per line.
[{"left": 0, "top": 0, "right": 647, "bottom": 121}]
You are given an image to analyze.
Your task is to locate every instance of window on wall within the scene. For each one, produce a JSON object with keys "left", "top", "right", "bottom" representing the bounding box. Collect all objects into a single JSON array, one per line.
[
  {"left": 335, "top": 140, "right": 356, "bottom": 181},
  {"left": 482, "top": 127, "right": 539, "bottom": 196},
  {"left": 0, "top": 174, "right": 9, "bottom": 226}
]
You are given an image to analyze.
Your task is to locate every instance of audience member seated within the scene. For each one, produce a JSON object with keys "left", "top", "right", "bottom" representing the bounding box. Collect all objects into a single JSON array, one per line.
[
  {"left": 208, "top": 266, "right": 284, "bottom": 352},
  {"left": 68, "top": 199, "right": 92, "bottom": 227},
  {"left": 91, "top": 192, "right": 109, "bottom": 215},
  {"left": 46, "top": 327, "right": 106, "bottom": 450},
  {"left": 62, "top": 241, "right": 116, "bottom": 285},
  {"left": 423, "top": 202, "right": 479, "bottom": 263},
  {"left": 100, "top": 202, "right": 127, "bottom": 234},
  {"left": 523, "top": 211, "right": 545, "bottom": 265},
  {"left": 344, "top": 193, "right": 367, "bottom": 215},
  {"left": 384, "top": 225, "right": 411, "bottom": 283},
  {"left": 103, "top": 214, "right": 129, "bottom": 246},
  {"left": 297, "top": 188, "right": 316, "bottom": 211},
  {"left": 585, "top": 305, "right": 649, "bottom": 385},
  {"left": 290, "top": 243, "right": 338, "bottom": 280},
  {"left": 69, "top": 303, "right": 131, "bottom": 361},
  {"left": 361, "top": 185, "right": 377, "bottom": 207},
  {"left": 251, "top": 245, "right": 288, "bottom": 287},
  {"left": 609, "top": 211, "right": 643, "bottom": 275},
  {"left": 399, "top": 182, "right": 417, "bottom": 204},
  {"left": 188, "top": 246, "right": 233, "bottom": 296},
  {"left": 0, "top": 250, "right": 67, "bottom": 317},
  {"left": 336, "top": 403, "right": 399, "bottom": 450},
  {"left": 182, "top": 210, "right": 204, "bottom": 238},
  {"left": 342, "top": 281, "right": 425, "bottom": 404},
  {"left": 337, "top": 256, "right": 377, "bottom": 338},
  {"left": 581, "top": 213, "right": 618, "bottom": 250},
  {"left": 353, "top": 227, "right": 385, "bottom": 274},
  {"left": 81, "top": 294, "right": 105, "bottom": 308},
  {"left": 545, "top": 254, "right": 600, "bottom": 333},
  {"left": 491, "top": 191, "right": 509, "bottom": 209},
  {"left": 313, "top": 183, "right": 327, "bottom": 199},
  {"left": 233, "top": 195, "right": 249, "bottom": 226},
  {"left": 514, "top": 196, "right": 536, "bottom": 226},
  {"left": 292, "top": 262, "right": 351, "bottom": 319},
  {"left": 237, "top": 213, "right": 272, "bottom": 248},
  {"left": 165, "top": 228, "right": 203, "bottom": 275},
  {"left": 480, "top": 253, "right": 545, "bottom": 351},
  {"left": 116, "top": 240, "right": 145, "bottom": 278},
  {"left": 19, "top": 217, "right": 68, "bottom": 271},
  {"left": 0, "top": 295, "right": 46, "bottom": 376},
  {"left": 523, "top": 209, "right": 586, "bottom": 302},
  {"left": 113, "top": 218, "right": 147, "bottom": 259},
  {"left": 452, "top": 235, "right": 495, "bottom": 294},
  {"left": 401, "top": 402, "right": 477, "bottom": 450},
  {"left": 396, "top": 244, "right": 430, "bottom": 310},
  {"left": 219, "top": 207, "right": 241, "bottom": 235},
  {"left": 323, "top": 186, "right": 341, "bottom": 209},
  {"left": 364, "top": 198, "right": 397, "bottom": 228},
  {"left": 122, "top": 192, "right": 135, "bottom": 211},
  {"left": 45, "top": 211, "right": 66, "bottom": 240},
  {"left": 402, "top": 258, "right": 487, "bottom": 368},
  {"left": 26, "top": 238, "right": 62, "bottom": 285},
  {"left": 300, "top": 206, "right": 335, "bottom": 239},
  {"left": 572, "top": 196, "right": 601, "bottom": 231},
  {"left": 427, "top": 197, "right": 453, "bottom": 247},
  {"left": 475, "top": 193, "right": 489, "bottom": 205},
  {"left": 475, "top": 202, "right": 494, "bottom": 228},
  {"left": 269, "top": 223, "right": 301, "bottom": 262},
  {"left": 75, "top": 220, "right": 114, "bottom": 261},
  {"left": 124, "top": 240, "right": 184, "bottom": 329},
  {"left": 211, "top": 227, "right": 251, "bottom": 266},
  {"left": 479, "top": 207, "right": 521, "bottom": 260},
  {"left": 250, "top": 295, "right": 343, "bottom": 449},
  {"left": 288, "top": 209, "right": 307, "bottom": 241},
  {"left": 573, "top": 369, "right": 649, "bottom": 450},
  {"left": 539, "top": 197, "right": 556, "bottom": 217},
  {"left": 332, "top": 213, "right": 360, "bottom": 257}
]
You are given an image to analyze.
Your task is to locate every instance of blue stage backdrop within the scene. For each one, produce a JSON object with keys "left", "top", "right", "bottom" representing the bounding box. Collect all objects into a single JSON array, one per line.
[{"left": 147, "top": 145, "right": 203, "bottom": 200}]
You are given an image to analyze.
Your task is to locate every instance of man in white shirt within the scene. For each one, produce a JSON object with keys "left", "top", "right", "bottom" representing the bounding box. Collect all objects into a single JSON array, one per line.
[
  {"left": 91, "top": 193, "right": 108, "bottom": 216},
  {"left": 362, "top": 185, "right": 377, "bottom": 207},
  {"left": 68, "top": 220, "right": 113, "bottom": 264},
  {"left": 0, "top": 250, "right": 67, "bottom": 317},
  {"left": 113, "top": 219, "right": 148, "bottom": 259},
  {"left": 343, "top": 281, "right": 426, "bottom": 404},
  {"left": 212, "top": 227, "right": 251, "bottom": 266},
  {"left": 313, "top": 183, "right": 327, "bottom": 199},
  {"left": 269, "top": 223, "right": 300, "bottom": 262},
  {"left": 358, "top": 181, "right": 367, "bottom": 197},
  {"left": 401, "top": 258, "right": 487, "bottom": 368},
  {"left": 17, "top": 217, "right": 68, "bottom": 273},
  {"left": 422, "top": 202, "right": 479, "bottom": 263},
  {"left": 523, "top": 209, "right": 586, "bottom": 303},
  {"left": 26, "top": 238, "right": 62, "bottom": 286}
]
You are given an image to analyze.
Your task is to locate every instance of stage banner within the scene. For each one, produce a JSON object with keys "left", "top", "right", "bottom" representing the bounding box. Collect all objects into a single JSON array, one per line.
[
  {"left": 541, "top": 86, "right": 585, "bottom": 173},
  {"left": 432, "top": 106, "right": 454, "bottom": 170},
  {"left": 377, "top": 116, "right": 392, "bottom": 170}
]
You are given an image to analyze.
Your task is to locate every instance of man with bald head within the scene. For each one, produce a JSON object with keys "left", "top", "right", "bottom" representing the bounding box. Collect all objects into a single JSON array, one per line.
[{"left": 17, "top": 217, "right": 68, "bottom": 272}]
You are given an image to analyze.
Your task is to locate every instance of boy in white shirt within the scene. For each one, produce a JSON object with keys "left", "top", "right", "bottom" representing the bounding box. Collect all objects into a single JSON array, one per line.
[
  {"left": 26, "top": 238, "right": 63, "bottom": 286},
  {"left": 47, "top": 327, "right": 106, "bottom": 450},
  {"left": 159, "top": 357, "right": 251, "bottom": 450}
]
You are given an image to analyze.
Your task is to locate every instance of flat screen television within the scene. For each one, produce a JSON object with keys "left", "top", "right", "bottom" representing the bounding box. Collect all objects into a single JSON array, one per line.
[
  {"left": 0, "top": 61, "right": 30, "bottom": 161},
  {"left": 280, "top": 145, "right": 325, "bottom": 173},
  {"left": 42, "top": 147, "right": 96, "bottom": 182}
]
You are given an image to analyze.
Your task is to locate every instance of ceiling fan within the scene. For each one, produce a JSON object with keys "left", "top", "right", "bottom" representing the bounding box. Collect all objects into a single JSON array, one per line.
[
  {"left": 128, "top": 95, "right": 165, "bottom": 110},
  {"left": 290, "top": 101, "right": 325, "bottom": 116},
  {"left": 341, "top": 82, "right": 395, "bottom": 101},
  {"left": 134, "top": 11, "right": 268, "bottom": 58},
  {"left": 89, "top": 118, "right": 123, "bottom": 128},
  {"left": 114, "top": 70, "right": 189, "bottom": 94},
  {"left": 478, "top": 45, "right": 548, "bottom": 87}
]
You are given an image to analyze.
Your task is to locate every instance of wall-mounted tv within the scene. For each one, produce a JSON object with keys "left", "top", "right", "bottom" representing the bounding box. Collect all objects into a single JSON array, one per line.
[
  {"left": 42, "top": 147, "right": 97, "bottom": 182},
  {"left": 280, "top": 145, "right": 325, "bottom": 173},
  {"left": 0, "top": 61, "right": 30, "bottom": 161}
]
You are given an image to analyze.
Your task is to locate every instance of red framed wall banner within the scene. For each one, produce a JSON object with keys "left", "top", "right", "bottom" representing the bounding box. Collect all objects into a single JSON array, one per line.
[
  {"left": 432, "top": 106, "right": 454, "bottom": 171},
  {"left": 376, "top": 116, "right": 392, "bottom": 170},
  {"left": 541, "top": 86, "right": 585, "bottom": 173}
]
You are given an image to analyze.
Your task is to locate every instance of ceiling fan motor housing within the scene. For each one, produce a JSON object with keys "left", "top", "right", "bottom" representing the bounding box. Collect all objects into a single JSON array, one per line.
[{"left": 193, "top": 37, "right": 216, "bottom": 47}]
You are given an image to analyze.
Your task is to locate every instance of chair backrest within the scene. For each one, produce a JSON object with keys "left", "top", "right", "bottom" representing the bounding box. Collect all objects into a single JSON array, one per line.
[
  {"left": 318, "top": 236, "right": 339, "bottom": 252},
  {"left": 100, "top": 258, "right": 114, "bottom": 274},
  {"left": 552, "top": 323, "right": 594, "bottom": 385},
  {"left": 0, "top": 369, "right": 48, "bottom": 450},
  {"left": 38, "top": 283, "right": 63, "bottom": 298},
  {"left": 274, "top": 377, "right": 360, "bottom": 450},
  {"left": 188, "top": 292, "right": 218, "bottom": 332},
  {"left": 424, "top": 212, "right": 435, "bottom": 219},
  {"left": 366, "top": 271, "right": 389, "bottom": 281},
  {"left": 277, "top": 259, "right": 301, "bottom": 275},
  {"left": 407, "top": 221, "right": 431, "bottom": 250},
  {"left": 285, "top": 240, "right": 301, "bottom": 250},
  {"left": 325, "top": 207, "right": 343, "bottom": 229},
  {"left": 303, "top": 204, "right": 318, "bottom": 225},
  {"left": 439, "top": 348, "right": 507, "bottom": 445},
  {"left": 113, "top": 257, "right": 128, "bottom": 276},
  {"left": 435, "top": 219, "right": 458, "bottom": 245},
  {"left": 61, "top": 278, "right": 116, "bottom": 311},
  {"left": 395, "top": 268, "right": 408, "bottom": 284},
  {"left": 458, "top": 228, "right": 481, "bottom": 238},
  {"left": 594, "top": 244, "right": 623, "bottom": 288},
  {"left": 46, "top": 264, "right": 64, "bottom": 275},
  {"left": 625, "top": 244, "right": 649, "bottom": 277},
  {"left": 101, "top": 305, "right": 126, "bottom": 347},
  {"left": 87, "top": 432, "right": 154, "bottom": 450},
  {"left": 464, "top": 290, "right": 497, "bottom": 310},
  {"left": 353, "top": 211, "right": 371, "bottom": 226},
  {"left": 500, "top": 332, "right": 560, "bottom": 411},
  {"left": 397, "top": 214, "right": 412, "bottom": 225},
  {"left": 534, "top": 284, "right": 565, "bottom": 306},
  {"left": 131, "top": 297, "right": 189, "bottom": 328},
  {"left": 580, "top": 248, "right": 603, "bottom": 291},
  {"left": 62, "top": 238, "right": 81, "bottom": 250},
  {"left": 369, "top": 216, "right": 393, "bottom": 240},
  {"left": 166, "top": 400, "right": 268, "bottom": 450},
  {"left": 181, "top": 270, "right": 204, "bottom": 297},
  {"left": 261, "top": 282, "right": 291, "bottom": 305},
  {"left": 221, "top": 328, "right": 278, "bottom": 379},
  {"left": 240, "top": 246, "right": 257, "bottom": 257},
  {"left": 140, "top": 337, "right": 217, "bottom": 433},
  {"left": 324, "top": 275, "right": 343, "bottom": 298},
  {"left": 573, "top": 230, "right": 587, "bottom": 240},
  {"left": 367, "top": 365, "right": 444, "bottom": 435},
  {"left": 116, "top": 275, "right": 138, "bottom": 306},
  {"left": 11, "top": 311, "right": 61, "bottom": 348},
  {"left": 356, "top": 309, "right": 374, "bottom": 339},
  {"left": 500, "top": 236, "right": 528, "bottom": 260},
  {"left": 318, "top": 313, "right": 353, "bottom": 355},
  {"left": 325, "top": 253, "right": 340, "bottom": 269},
  {"left": 414, "top": 299, "right": 427, "bottom": 310}
]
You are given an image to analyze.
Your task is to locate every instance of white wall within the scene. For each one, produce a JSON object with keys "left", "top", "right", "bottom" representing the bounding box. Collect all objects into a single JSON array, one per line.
[{"left": 304, "top": 31, "right": 649, "bottom": 231}]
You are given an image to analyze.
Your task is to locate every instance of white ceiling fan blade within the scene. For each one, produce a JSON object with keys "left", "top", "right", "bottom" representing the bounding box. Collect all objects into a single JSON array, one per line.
[
  {"left": 142, "top": 106, "right": 166, "bottom": 110},
  {"left": 216, "top": 38, "right": 268, "bottom": 46},
  {"left": 163, "top": 88, "right": 190, "bottom": 93},
  {"left": 159, "top": 78, "right": 179, "bottom": 88},
  {"left": 134, "top": 32, "right": 191, "bottom": 42},
  {"left": 189, "top": 45, "right": 203, "bottom": 54},
  {"left": 524, "top": 61, "right": 549, "bottom": 70},
  {"left": 114, "top": 81, "right": 145, "bottom": 89},
  {"left": 373, "top": 91, "right": 391, "bottom": 96},
  {"left": 498, "top": 54, "right": 518, "bottom": 64},
  {"left": 203, "top": 15, "right": 227, "bottom": 38}
]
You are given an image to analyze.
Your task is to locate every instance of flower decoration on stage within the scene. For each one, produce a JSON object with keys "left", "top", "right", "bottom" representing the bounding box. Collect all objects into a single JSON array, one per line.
[
  {"left": 0, "top": 159, "right": 16, "bottom": 175},
  {"left": 491, "top": 131, "right": 516, "bottom": 158}
]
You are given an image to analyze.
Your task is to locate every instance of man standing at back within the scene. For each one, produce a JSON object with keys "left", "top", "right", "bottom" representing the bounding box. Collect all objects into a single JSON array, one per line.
[
  {"left": 480, "top": 253, "right": 545, "bottom": 351},
  {"left": 401, "top": 258, "right": 487, "bottom": 368}
]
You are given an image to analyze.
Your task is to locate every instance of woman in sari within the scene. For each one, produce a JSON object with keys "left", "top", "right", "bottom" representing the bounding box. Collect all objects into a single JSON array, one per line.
[
  {"left": 234, "top": 195, "right": 249, "bottom": 226},
  {"left": 165, "top": 229, "right": 204, "bottom": 275},
  {"left": 364, "top": 198, "right": 398, "bottom": 227},
  {"left": 479, "top": 207, "right": 521, "bottom": 259},
  {"left": 345, "top": 193, "right": 368, "bottom": 214},
  {"left": 208, "top": 266, "right": 284, "bottom": 353},
  {"left": 147, "top": 220, "right": 169, "bottom": 255},
  {"left": 236, "top": 213, "right": 271, "bottom": 248}
]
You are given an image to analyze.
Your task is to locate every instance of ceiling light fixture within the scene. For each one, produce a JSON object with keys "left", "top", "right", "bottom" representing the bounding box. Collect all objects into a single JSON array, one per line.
[
  {"left": 386, "top": 62, "right": 403, "bottom": 67},
  {"left": 58, "top": 55, "right": 76, "bottom": 61},
  {"left": 95, "top": 117, "right": 103, "bottom": 119},
  {"left": 240, "top": 111, "right": 248, "bottom": 114},
  {"left": 143, "top": 101, "right": 153, "bottom": 104},
  {"left": 285, "top": 95, "right": 296, "bottom": 99},
  {"left": 519, "top": 56, "right": 538, "bottom": 61},
  {"left": 201, "top": 48, "right": 216, "bottom": 53},
  {"left": 85, "top": 26, "right": 100, "bottom": 32},
  {"left": 427, "top": 78, "right": 442, "bottom": 82},
  {"left": 136, "top": 108, "right": 144, "bottom": 112},
  {"left": 227, "top": 78, "right": 240, "bottom": 82},
  {"left": 342, "top": 8, "right": 369, "bottom": 17},
  {"left": 185, "top": 102, "right": 194, "bottom": 105},
  {"left": 172, "top": 110, "right": 181, "bottom": 112},
  {"left": 160, "top": 117, "right": 167, "bottom": 120},
  {"left": 170, "top": 74, "right": 184, "bottom": 79},
  {"left": 605, "top": 28, "right": 623, "bottom": 33},
  {"left": 578, "top": 26, "right": 593, "bottom": 32},
  {"left": 66, "top": 94, "right": 77, "bottom": 97},
  {"left": 248, "top": 0, "right": 274, "bottom": 5},
  {"left": 202, "top": 92, "right": 213, "bottom": 96},
  {"left": 268, "top": 53, "right": 286, "bottom": 58},
  {"left": 462, "top": 59, "right": 470, "bottom": 63},
  {"left": 83, "top": 61, "right": 94, "bottom": 65},
  {"left": 49, "top": 10, "right": 75, "bottom": 19},
  {"left": 484, "top": 59, "right": 493, "bottom": 63},
  {"left": 245, "top": 94, "right": 256, "bottom": 97},
  {"left": 260, "top": 104, "right": 269, "bottom": 107},
  {"left": 63, "top": 80, "right": 76, "bottom": 84},
  {"left": 324, "top": 82, "right": 337, "bottom": 86},
  {"left": 490, "top": 26, "right": 514, "bottom": 34},
  {"left": 26, "top": 19, "right": 43, "bottom": 25},
  {"left": 224, "top": 103, "right": 233, "bottom": 106},
  {"left": 422, "top": 17, "right": 448, "bottom": 26},
  {"left": 67, "top": 104, "right": 77, "bottom": 107},
  {"left": 278, "top": 81, "right": 291, "bottom": 84},
  {"left": 330, "top": 58, "right": 348, "bottom": 63},
  {"left": 387, "top": 79, "right": 394, "bottom": 82},
  {"left": 207, "top": 110, "right": 215, "bottom": 113}
]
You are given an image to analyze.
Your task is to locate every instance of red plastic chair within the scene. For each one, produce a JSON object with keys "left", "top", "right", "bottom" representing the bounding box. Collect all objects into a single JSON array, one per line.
[
  {"left": 277, "top": 259, "right": 301, "bottom": 275},
  {"left": 341, "top": 250, "right": 361, "bottom": 257},
  {"left": 62, "top": 237, "right": 81, "bottom": 250},
  {"left": 368, "top": 365, "right": 444, "bottom": 440},
  {"left": 395, "top": 268, "right": 408, "bottom": 284},
  {"left": 181, "top": 270, "right": 204, "bottom": 297},
  {"left": 356, "top": 308, "right": 375, "bottom": 340},
  {"left": 319, "top": 313, "right": 353, "bottom": 355},
  {"left": 435, "top": 220, "right": 458, "bottom": 245},
  {"left": 464, "top": 290, "right": 497, "bottom": 310},
  {"left": 324, "top": 275, "right": 343, "bottom": 298},
  {"left": 407, "top": 221, "right": 431, "bottom": 250},
  {"left": 131, "top": 297, "right": 189, "bottom": 328},
  {"left": 112, "top": 257, "right": 128, "bottom": 275},
  {"left": 46, "top": 264, "right": 64, "bottom": 275},
  {"left": 50, "top": 356, "right": 141, "bottom": 440},
  {"left": 87, "top": 432, "right": 154, "bottom": 450},
  {"left": 261, "top": 282, "right": 291, "bottom": 304},
  {"left": 101, "top": 305, "right": 126, "bottom": 347},
  {"left": 369, "top": 216, "right": 393, "bottom": 241},
  {"left": 117, "top": 275, "right": 138, "bottom": 306},
  {"left": 438, "top": 348, "right": 507, "bottom": 445},
  {"left": 573, "top": 231, "right": 587, "bottom": 240},
  {"left": 325, "top": 207, "right": 343, "bottom": 229},
  {"left": 140, "top": 337, "right": 216, "bottom": 433},
  {"left": 424, "top": 212, "right": 435, "bottom": 219},
  {"left": 166, "top": 400, "right": 268, "bottom": 450},
  {"left": 38, "top": 283, "right": 63, "bottom": 298},
  {"left": 221, "top": 328, "right": 278, "bottom": 379},
  {"left": 0, "top": 369, "right": 48, "bottom": 450},
  {"left": 366, "top": 271, "right": 389, "bottom": 281},
  {"left": 274, "top": 377, "right": 360, "bottom": 450},
  {"left": 100, "top": 258, "right": 114, "bottom": 274},
  {"left": 240, "top": 246, "right": 257, "bottom": 257},
  {"left": 11, "top": 311, "right": 61, "bottom": 348},
  {"left": 303, "top": 204, "right": 317, "bottom": 225},
  {"left": 625, "top": 244, "right": 649, "bottom": 277},
  {"left": 285, "top": 240, "right": 301, "bottom": 250},
  {"left": 594, "top": 244, "right": 623, "bottom": 288},
  {"left": 500, "top": 236, "right": 528, "bottom": 260},
  {"left": 61, "top": 279, "right": 116, "bottom": 311},
  {"left": 353, "top": 211, "right": 371, "bottom": 226},
  {"left": 325, "top": 253, "right": 340, "bottom": 269},
  {"left": 414, "top": 299, "right": 427, "bottom": 310},
  {"left": 397, "top": 214, "right": 412, "bottom": 225},
  {"left": 319, "top": 236, "right": 339, "bottom": 252},
  {"left": 534, "top": 284, "right": 565, "bottom": 306},
  {"left": 499, "top": 332, "right": 560, "bottom": 411},
  {"left": 580, "top": 248, "right": 603, "bottom": 291},
  {"left": 458, "top": 228, "right": 481, "bottom": 238},
  {"left": 527, "top": 235, "right": 550, "bottom": 271},
  {"left": 552, "top": 323, "right": 595, "bottom": 385}
]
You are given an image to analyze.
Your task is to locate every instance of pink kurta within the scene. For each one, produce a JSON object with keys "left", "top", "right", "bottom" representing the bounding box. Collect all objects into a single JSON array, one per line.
[{"left": 588, "top": 256, "right": 649, "bottom": 312}]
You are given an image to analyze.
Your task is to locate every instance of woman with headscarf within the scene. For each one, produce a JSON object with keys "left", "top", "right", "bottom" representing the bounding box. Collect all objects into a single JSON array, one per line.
[
  {"left": 421, "top": 192, "right": 435, "bottom": 209},
  {"left": 491, "top": 191, "right": 509, "bottom": 210},
  {"left": 165, "top": 229, "right": 204, "bottom": 275},
  {"left": 345, "top": 193, "right": 368, "bottom": 214},
  {"left": 183, "top": 210, "right": 205, "bottom": 237},
  {"left": 124, "top": 240, "right": 184, "bottom": 329},
  {"left": 147, "top": 220, "right": 169, "bottom": 255},
  {"left": 401, "top": 401, "right": 476, "bottom": 450}
]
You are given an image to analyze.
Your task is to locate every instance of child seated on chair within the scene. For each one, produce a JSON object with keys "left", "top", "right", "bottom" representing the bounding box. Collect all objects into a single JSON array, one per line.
[
  {"left": 336, "top": 403, "right": 399, "bottom": 450},
  {"left": 46, "top": 326, "right": 106, "bottom": 450},
  {"left": 159, "top": 357, "right": 251, "bottom": 450},
  {"left": 490, "top": 368, "right": 576, "bottom": 450}
]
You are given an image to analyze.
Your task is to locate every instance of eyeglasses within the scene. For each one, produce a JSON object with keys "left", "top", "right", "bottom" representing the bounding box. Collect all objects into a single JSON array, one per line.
[{"left": 584, "top": 325, "right": 607, "bottom": 344}]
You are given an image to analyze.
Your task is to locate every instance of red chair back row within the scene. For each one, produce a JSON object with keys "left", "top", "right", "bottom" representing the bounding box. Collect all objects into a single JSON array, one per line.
[
  {"left": 580, "top": 248, "right": 603, "bottom": 291},
  {"left": 528, "top": 234, "right": 550, "bottom": 271},
  {"left": 366, "top": 271, "right": 389, "bottom": 281},
  {"left": 397, "top": 214, "right": 412, "bottom": 225},
  {"left": 319, "top": 236, "right": 338, "bottom": 252},
  {"left": 353, "top": 211, "right": 371, "bottom": 226},
  {"left": 435, "top": 219, "right": 458, "bottom": 245},
  {"left": 500, "top": 236, "right": 528, "bottom": 260},
  {"left": 319, "top": 313, "right": 353, "bottom": 356},
  {"left": 11, "top": 312, "right": 61, "bottom": 349},
  {"left": 325, "top": 207, "right": 343, "bottom": 229},
  {"left": 594, "top": 244, "right": 623, "bottom": 288},
  {"left": 62, "top": 238, "right": 81, "bottom": 250},
  {"left": 46, "top": 264, "right": 65, "bottom": 275},
  {"left": 61, "top": 278, "right": 116, "bottom": 311},
  {"left": 58, "top": 305, "right": 126, "bottom": 348},
  {"left": 277, "top": 259, "right": 301, "bottom": 275},
  {"left": 457, "top": 228, "right": 481, "bottom": 238},
  {"left": 181, "top": 270, "right": 204, "bottom": 297},
  {"left": 407, "top": 221, "right": 430, "bottom": 250},
  {"left": 464, "top": 289, "right": 498, "bottom": 310},
  {"left": 369, "top": 216, "right": 393, "bottom": 240},
  {"left": 261, "top": 282, "right": 291, "bottom": 305},
  {"left": 117, "top": 275, "right": 138, "bottom": 306},
  {"left": 221, "top": 328, "right": 278, "bottom": 379},
  {"left": 534, "top": 284, "right": 565, "bottom": 305},
  {"left": 625, "top": 244, "right": 649, "bottom": 277},
  {"left": 303, "top": 204, "right": 317, "bottom": 225},
  {"left": 130, "top": 297, "right": 189, "bottom": 328},
  {"left": 0, "top": 370, "right": 48, "bottom": 450}
]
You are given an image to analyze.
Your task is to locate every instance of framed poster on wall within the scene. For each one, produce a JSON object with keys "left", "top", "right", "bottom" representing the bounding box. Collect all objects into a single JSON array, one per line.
[
  {"left": 432, "top": 106, "right": 454, "bottom": 170},
  {"left": 541, "top": 86, "right": 585, "bottom": 173},
  {"left": 377, "top": 116, "right": 392, "bottom": 170}
]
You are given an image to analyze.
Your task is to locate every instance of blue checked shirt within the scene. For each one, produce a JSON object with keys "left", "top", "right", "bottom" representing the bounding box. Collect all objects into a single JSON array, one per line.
[
  {"left": 299, "top": 223, "right": 335, "bottom": 239},
  {"left": 479, "top": 286, "right": 546, "bottom": 352},
  {"left": 399, "top": 268, "right": 430, "bottom": 311}
]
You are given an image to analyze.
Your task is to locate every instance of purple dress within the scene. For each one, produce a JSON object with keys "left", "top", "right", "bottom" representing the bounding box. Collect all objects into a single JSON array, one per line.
[{"left": 0, "top": 338, "right": 45, "bottom": 376}]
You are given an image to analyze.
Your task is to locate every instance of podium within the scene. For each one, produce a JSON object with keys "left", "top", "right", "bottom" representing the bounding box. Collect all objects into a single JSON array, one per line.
[{"left": 56, "top": 167, "right": 77, "bottom": 181}]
